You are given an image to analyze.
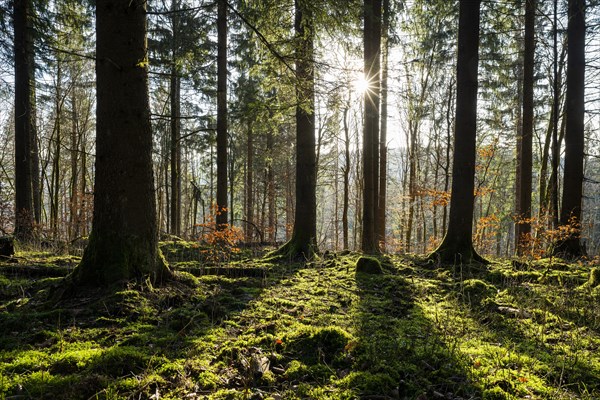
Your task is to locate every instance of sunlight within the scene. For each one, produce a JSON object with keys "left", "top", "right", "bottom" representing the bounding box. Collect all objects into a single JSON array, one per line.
[{"left": 353, "top": 73, "right": 370, "bottom": 95}]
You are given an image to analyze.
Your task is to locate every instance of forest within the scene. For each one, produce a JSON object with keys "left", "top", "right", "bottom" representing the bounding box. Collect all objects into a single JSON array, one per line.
[{"left": 1, "top": 0, "right": 600, "bottom": 398}]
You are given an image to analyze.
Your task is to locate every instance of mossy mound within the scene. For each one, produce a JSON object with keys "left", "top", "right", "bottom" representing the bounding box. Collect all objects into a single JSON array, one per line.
[
  {"left": 282, "top": 326, "right": 353, "bottom": 365},
  {"left": 356, "top": 256, "right": 383, "bottom": 275},
  {"left": 460, "top": 279, "right": 497, "bottom": 307}
]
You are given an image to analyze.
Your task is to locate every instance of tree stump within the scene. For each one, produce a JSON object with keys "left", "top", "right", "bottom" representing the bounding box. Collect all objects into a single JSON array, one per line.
[{"left": 0, "top": 236, "right": 15, "bottom": 258}]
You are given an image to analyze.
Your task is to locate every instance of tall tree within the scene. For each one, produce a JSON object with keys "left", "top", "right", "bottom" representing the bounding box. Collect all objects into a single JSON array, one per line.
[
  {"left": 216, "top": 0, "right": 228, "bottom": 229},
  {"left": 361, "top": 0, "right": 381, "bottom": 254},
  {"left": 515, "top": 0, "right": 535, "bottom": 255},
  {"left": 377, "top": 0, "right": 389, "bottom": 250},
  {"left": 549, "top": 0, "right": 561, "bottom": 230},
  {"left": 169, "top": 0, "right": 182, "bottom": 236},
  {"left": 13, "top": 0, "right": 37, "bottom": 242},
  {"left": 272, "top": 0, "right": 317, "bottom": 259},
  {"left": 68, "top": 0, "right": 170, "bottom": 287},
  {"left": 342, "top": 103, "right": 351, "bottom": 250},
  {"left": 555, "top": 0, "right": 585, "bottom": 257},
  {"left": 430, "top": 0, "right": 486, "bottom": 265}
]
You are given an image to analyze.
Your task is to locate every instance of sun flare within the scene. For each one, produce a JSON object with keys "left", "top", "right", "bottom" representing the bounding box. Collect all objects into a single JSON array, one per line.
[{"left": 353, "top": 74, "right": 370, "bottom": 95}]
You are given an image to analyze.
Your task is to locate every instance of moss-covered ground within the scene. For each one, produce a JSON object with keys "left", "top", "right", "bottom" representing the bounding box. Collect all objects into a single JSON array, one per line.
[{"left": 1, "top": 244, "right": 599, "bottom": 399}]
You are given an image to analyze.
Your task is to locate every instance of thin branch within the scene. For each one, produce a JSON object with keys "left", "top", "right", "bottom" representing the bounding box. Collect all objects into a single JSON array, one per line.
[{"left": 225, "top": 1, "right": 295, "bottom": 74}]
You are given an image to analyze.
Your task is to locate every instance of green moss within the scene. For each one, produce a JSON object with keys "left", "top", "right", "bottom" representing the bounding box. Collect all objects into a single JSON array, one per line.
[
  {"left": 460, "top": 279, "right": 497, "bottom": 307},
  {"left": 50, "top": 348, "right": 102, "bottom": 374},
  {"left": 283, "top": 326, "right": 353, "bottom": 365},
  {"left": 337, "top": 371, "right": 396, "bottom": 395},
  {"left": 1, "top": 251, "right": 600, "bottom": 399},
  {"left": 285, "top": 360, "right": 309, "bottom": 380},
  {"left": 355, "top": 256, "right": 383, "bottom": 274},
  {"left": 586, "top": 267, "right": 600, "bottom": 288},
  {"left": 87, "top": 346, "right": 160, "bottom": 377},
  {"left": 285, "top": 360, "right": 332, "bottom": 382},
  {"left": 196, "top": 370, "right": 220, "bottom": 390},
  {"left": 483, "top": 387, "right": 511, "bottom": 400}
]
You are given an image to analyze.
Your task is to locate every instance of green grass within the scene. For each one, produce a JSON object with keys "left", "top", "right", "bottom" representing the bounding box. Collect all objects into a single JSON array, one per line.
[{"left": 0, "top": 248, "right": 599, "bottom": 399}]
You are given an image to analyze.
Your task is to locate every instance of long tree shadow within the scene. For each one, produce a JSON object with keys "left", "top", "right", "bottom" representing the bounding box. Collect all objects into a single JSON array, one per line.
[
  {"left": 446, "top": 262, "right": 600, "bottom": 398},
  {"left": 352, "top": 257, "right": 482, "bottom": 399},
  {"left": 0, "top": 247, "right": 304, "bottom": 399}
]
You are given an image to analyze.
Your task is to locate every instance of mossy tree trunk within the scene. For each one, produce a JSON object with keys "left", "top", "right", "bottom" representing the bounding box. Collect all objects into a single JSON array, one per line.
[
  {"left": 69, "top": 0, "right": 170, "bottom": 287},
  {"left": 429, "top": 0, "right": 486, "bottom": 265},
  {"left": 273, "top": 0, "right": 317, "bottom": 259}
]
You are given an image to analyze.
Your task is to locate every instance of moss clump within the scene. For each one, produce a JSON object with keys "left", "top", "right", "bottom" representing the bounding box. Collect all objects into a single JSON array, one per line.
[
  {"left": 460, "top": 279, "right": 497, "bottom": 307},
  {"left": 196, "top": 370, "right": 220, "bottom": 390},
  {"left": 285, "top": 360, "right": 332, "bottom": 382},
  {"left": 87, "top": 346, "right": 158, "bottom": 377},
  {"left": 337, "top": 371, "right": 396, "bottom": 396},
  {"left": 356, "top": 257, "right": 383, "bottom": 275},
  {"left": 283, "top": 326, "right": 353, "bottom": 365},
  {"left": 482, "top": 386, "right": 510, "bottom": 400}
]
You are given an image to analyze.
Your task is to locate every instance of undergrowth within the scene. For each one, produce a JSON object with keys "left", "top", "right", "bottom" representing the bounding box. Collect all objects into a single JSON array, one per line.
[{"left": 0, "top": 245, "right": 599, "bottom": 399}]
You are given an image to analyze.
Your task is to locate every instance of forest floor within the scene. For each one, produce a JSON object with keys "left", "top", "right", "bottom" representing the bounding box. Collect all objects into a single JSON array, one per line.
[{"left": 1, "top": 242, "right": 600, "bottom": 400}]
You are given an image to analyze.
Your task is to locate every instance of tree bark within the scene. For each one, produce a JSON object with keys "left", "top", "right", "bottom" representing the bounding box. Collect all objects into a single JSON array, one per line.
[
  {"left": 361, "top": 0, "right": 381, "bottom": 254},
  {"left": 377, "top": 0, "right": 389, "bottom": 251},
  {"left": 13, "top": 0, "right": 36, "bottom": 242},
  {"left": 272, "top": 0, "right": 317, "bottom": 259},
  {"left": 430, "top": 0, "right": 486, "bottom": 265},
  {"left": 68, "top": 0, "right": 170, "bottom": 287},
  {"left": 245, "top": 122, "right": 254, "bottom": 242},
  {"left": 555, "top": 0, "right": 585, "bottom": 257},
  {"left": 216, "top": 0, "right": 228, "bottom": 229},
  {"left": 169, "top": 71, "right": 181, "bottom": 236},
  {"left": 169, "top": 0, "right": 182, "bottom": 236},
  {"left": 267, "top": 128, "right": 276, "bottom": 243},
  {"left": 342, "top": 105, "right": 350, "bottom": 250},
  {"left": 515, "top": 0, "right": 535, "bottom": 255}
]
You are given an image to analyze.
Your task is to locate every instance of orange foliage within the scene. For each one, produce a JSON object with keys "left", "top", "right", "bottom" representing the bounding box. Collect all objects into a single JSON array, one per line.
[
  {"left": 196, "top": 204, "right": 243, "bottom": 264},
  {"left": 417, "top": 189, "right": 450, "bottom": 209},
  {"left": 474, "top": 214, "right": 500, "bottom": 252},
  {"left": 515, "top": 213, "right": 582, "bottom": 260}
]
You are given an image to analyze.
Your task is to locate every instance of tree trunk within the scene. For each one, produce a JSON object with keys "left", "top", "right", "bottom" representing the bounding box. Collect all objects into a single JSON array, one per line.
[
  {"left": 169, "top": 0, "right": 182, "bottom": 237},
  {"left": 79, "top": 130, "right": 88, "bottom": 236},
  {"left": 13, "top": 0, "right": 36, "bottom": 242},
  {"left": 377, "top": 0, "right": 389, "bottom": 251},
  {"left": 245, "top": 122, "right": 254, "bottom": 242},
  {"left": 515, "top": 0, "right": 535, "bottom": 255},
  {"left": 430, "top": 0, "right": 486, "bottom": 265},
  {"left": 169, "top": 71, "right": 181, "bottom": 236},
  {"left": 273, "top": 0, "right": 317, "bottom": 258},
  {"left": 68, "top": 0, "right": 170, "bottom": 288},
  {"left": 555, "top": 0, "right": 585, "bottom": 257},
  {"left": 69, "top": 88, "right": 79, "bottom": 240},
  {"left": 549, "top": 0, "right": 561, "bottom": 229},
  {"left": 442, "top": 79, "right": 454, "bottom": 235},
  {"left": 267, "top": 128, "right": 276, "bottom": 243},
  {"left": 216, "top": 0, "right": 228, "bottom": 229},
  {"left": 51, "top": 62, "right": 62, "bottom": 240},
  {"left": 361, "top": 0, "right": 381, "bottom": 254},
  {"left": 342, "top": 105, "right": 350, "bottom": 250}
]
